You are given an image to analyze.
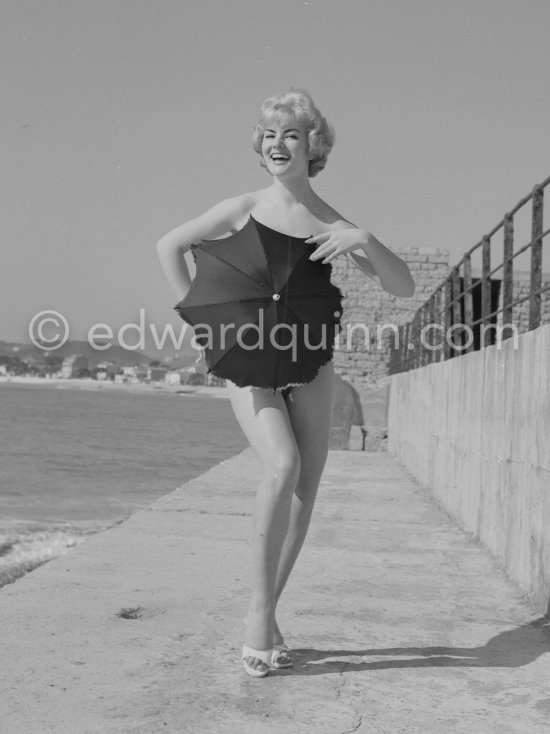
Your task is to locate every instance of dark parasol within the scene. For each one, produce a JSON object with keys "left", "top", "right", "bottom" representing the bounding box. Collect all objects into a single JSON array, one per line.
[{"left": 174, "top": 216, "right": 343, "bottom": 391}]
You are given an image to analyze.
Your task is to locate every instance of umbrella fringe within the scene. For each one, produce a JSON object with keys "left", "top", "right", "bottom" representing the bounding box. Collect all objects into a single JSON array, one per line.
[{"left": 256, "top": 357, "right": 335, "bottom": 395}]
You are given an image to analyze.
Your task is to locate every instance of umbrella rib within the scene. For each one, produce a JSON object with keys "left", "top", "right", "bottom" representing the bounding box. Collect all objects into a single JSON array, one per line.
[
  {"left": 280, "top": 294, "right": 342, "bottom": 327},
  {"left": 197, "top": 248, "right": 271, "bottom": 294},
  {"left": 184, "top": 296, "right": 271, "bottom": 308},
  {"left": 284, "top": 292, "right": 341, "bottom": 298}
]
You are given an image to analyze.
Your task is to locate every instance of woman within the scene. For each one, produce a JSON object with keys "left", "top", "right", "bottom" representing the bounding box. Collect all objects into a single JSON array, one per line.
[{"left": 156, "top": 89, "right": 415, "bottom": 678}]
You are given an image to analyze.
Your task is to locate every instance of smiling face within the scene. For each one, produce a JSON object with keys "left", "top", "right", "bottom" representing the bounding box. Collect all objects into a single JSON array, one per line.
[{"left": 260, "top": 116, "right": 311, "bottom": 178}]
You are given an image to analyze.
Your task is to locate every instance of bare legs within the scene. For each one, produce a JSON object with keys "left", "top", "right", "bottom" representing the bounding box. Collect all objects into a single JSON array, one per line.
[{"left": 226, "top": 362, "right": 335, "bottom": 673}]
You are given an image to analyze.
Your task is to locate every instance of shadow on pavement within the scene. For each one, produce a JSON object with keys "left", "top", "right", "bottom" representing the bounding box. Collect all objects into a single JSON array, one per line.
[{"left": 276, "top": 616, "right": 550, "bottom": 675}]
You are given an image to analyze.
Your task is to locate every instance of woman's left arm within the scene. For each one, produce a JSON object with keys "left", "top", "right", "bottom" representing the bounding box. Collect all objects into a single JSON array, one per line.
[{"left": 307, "top": 226, "right": 416, "bottom": 298}]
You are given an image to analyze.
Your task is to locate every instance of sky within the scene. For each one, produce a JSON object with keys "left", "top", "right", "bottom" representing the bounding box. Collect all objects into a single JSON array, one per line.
[{"left": 2, "top": 0, "right": 549, "bottom": 353}]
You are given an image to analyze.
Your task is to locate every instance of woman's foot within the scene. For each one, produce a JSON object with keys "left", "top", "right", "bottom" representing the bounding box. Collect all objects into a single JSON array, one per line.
[
  {"left": 243, "top": 605, "right": 274, "bottom": 675},
  {"left": 244, "top": 610, "right": 294, "bottom": 669},
  {"left": 270, "top": 644, "right": 293, "bottom": 668},
  {"left": 242, "top": 644, "right": 272, "bottom": 678}
]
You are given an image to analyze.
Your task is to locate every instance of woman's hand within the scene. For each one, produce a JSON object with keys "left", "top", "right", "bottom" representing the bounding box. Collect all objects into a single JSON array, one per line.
[
  {"left": 307, "top": 225, "right": 416, "bottom": 297},
  {"left": 306, "top": 228, "right": 366, "bottom": 264}
]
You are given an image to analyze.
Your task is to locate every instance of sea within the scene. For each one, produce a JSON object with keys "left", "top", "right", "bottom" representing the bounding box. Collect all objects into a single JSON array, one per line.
[{"left": 0, "top": 381, "right": 247, "bottom": 587}]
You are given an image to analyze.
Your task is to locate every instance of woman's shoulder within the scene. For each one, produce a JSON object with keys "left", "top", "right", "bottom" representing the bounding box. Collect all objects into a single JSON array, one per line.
[
  {"left": 219, "top": 190, "right": 265, "bottom": 227},
  {"left": 194, "top": 190, "right": 262, "bottom": 236},
  {"left": 216, "top": 190, "right": 261, "bottom": 218},
  {"left": 310, "top": 199, "right": 355, "bottom": 231}
]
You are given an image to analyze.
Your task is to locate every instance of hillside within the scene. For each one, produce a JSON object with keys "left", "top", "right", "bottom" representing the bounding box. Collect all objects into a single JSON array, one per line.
[{"left": 0, "top": 340, "right": 199, "bottom": 368}]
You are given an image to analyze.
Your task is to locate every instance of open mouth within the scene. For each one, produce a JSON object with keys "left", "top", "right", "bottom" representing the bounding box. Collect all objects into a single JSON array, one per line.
[{"left": 271, "top": 153, "right": 290, "bottom": 164}]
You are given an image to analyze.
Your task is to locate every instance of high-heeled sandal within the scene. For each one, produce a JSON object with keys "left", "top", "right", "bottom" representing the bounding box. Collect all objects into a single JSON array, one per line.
[
  {"left": 270, "top": 644, "right": 294, "bottom": 669},
  {"left": 243, "top": 616, "right": 294, "bottom": 669},
  {"left": 241, "top": 644, "right": 273, "bottom": 678}
]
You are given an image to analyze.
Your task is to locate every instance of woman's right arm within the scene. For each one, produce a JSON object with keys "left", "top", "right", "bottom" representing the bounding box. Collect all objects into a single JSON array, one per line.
[{"left": 156, "top": 194, "right": 254, "bottom": 300}]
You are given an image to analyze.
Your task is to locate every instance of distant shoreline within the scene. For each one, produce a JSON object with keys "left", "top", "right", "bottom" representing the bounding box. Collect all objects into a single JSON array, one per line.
[{"left": 0, "top": 375, "right": 229, "bottom": 399}]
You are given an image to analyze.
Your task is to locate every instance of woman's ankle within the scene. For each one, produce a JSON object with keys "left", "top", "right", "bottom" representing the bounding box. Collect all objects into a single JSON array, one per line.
[{"left": 247, "top": 597, "right": 275, "bottom": 617}]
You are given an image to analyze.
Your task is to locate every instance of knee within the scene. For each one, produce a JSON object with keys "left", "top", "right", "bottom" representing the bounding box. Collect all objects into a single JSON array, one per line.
[{"left": 265, "top": 451, "right": 301, "bottom": 489}]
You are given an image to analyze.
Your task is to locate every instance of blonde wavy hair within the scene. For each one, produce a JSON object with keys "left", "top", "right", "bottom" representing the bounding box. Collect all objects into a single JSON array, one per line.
[{"left": 251, "top": 88, "right": 335, "bottom": 178}]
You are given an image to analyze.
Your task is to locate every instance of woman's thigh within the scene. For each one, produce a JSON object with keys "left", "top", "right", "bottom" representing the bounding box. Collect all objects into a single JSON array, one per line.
[
  {"left": 285, "top": 361, "right": 335, "bottom": 491},
  {"left": 225, "top": 380, "right": 299, "bottom": 473},
  {"left": 225, "top": 360, "right": 334, "bottom": 478}
]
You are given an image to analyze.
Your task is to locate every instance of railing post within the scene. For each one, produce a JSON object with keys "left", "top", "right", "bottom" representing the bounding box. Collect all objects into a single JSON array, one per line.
[
  {"left": 417, "top": 313, "right": 423, "bottom": 368},
  {"left": 410, "top": 316, "right": 418, "bottom": 370},
  {"left": 419, "top": 303, "right": 427, "bottom": 366},
  {"left": 395, "top": 325, "right": 402, "bottom": 374},
  {"left": 397, "top": 324, "right": 406, "bottom": 372},
  {"left": 481, "top": 236, "right": 491, "bottom": 347},
  {"left": 451, "top": 266, "right": 462, "bottom": 352},
  {"left": 407, "top": 321, "right": 414, "bottom": 371},
  {"left": 529, "top": 186, "right": 543, "bottom": 330},
  {"left": 436, "top": 286, "right": 445, "bottom": 362},
  {"left": 444, "top": 277, "right": 452, "bottom": 360},
  {"left": 414, "top": 314, "right": 420, "bottom": 369},
  {"left": 416, "top": 308, "right": 426, "bottom": 367},
  {"left": 437, "top": 287, "right": 445, "bottom": 362},
  {"left": 417, "top": 311, "right": 424, "bottom": 368},
  {"left": 463, "top": 254, "right": 474, "bottom": 353},
  {"left": 502, "top": 214, "right": 514, "bottom": 331},
  {"left": 402, "top": 322, "right": 410, "bottom": 372},
  {"left": 426, "top": 293, "right": 436, "bottom": 364}
]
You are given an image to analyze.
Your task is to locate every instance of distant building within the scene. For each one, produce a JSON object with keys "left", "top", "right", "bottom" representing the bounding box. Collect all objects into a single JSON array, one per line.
[
  {"left": 60, "top": 355, "right": 89, "bottom": 378},
  {"left": 96, "top": 362, "right": 118, "bottom": 381},
  {"left": 206, "top": 373, "right": 226, "bottom": 387},
  {"left": 148, "top": 366, "right": 167, "bottom": 382},
  {"left": 165, "top": 370, "right": 184, "bottom": 386},
  {"left": 187, "top": 372, "right": 207, "bottom": 385},
  {"left": 121, "top": 366, "right": 140, "bottom": 383},
  {"left": 135, "top": 365, "right": 149, "bottom": 382},
  {"left": 179, "top": 365, "right": 206, "bottom": 386}
]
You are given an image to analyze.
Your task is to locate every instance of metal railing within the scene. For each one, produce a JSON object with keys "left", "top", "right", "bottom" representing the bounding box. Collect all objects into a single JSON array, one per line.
[{"left": 390, "top": 175, "right": 550, "bottom": 374}]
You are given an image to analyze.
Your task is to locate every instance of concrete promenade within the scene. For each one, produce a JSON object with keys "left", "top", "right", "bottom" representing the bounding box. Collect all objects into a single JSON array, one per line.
[{"left": 1, "top": 450, "right": 550, "bottom": 734}]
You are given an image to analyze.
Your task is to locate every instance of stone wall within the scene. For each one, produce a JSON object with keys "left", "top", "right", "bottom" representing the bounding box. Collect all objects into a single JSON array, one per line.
[
  {"left": 330, "top": 249, "right": 450, "bottom": 445},
  {"left": 387, "top": 323, "right": 550, "bottom": 614},
  {"left": 330, "top": 249, "right": 450, "bottom": 390},
  {"left": 328, "top": 248, "right": 548, "bottom": 450}
]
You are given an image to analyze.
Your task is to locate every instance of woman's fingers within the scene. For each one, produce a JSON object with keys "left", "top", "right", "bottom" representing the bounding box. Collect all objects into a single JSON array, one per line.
[
  {"left": 308, "top": 233, "right": 332, "bottom": 260},
  {"left": 309, "top": 238, "right": 337, "bottom": 262},
  {"left": 309, "top": 245, "right": 326, "bottom": 261},
  {"left": 305, "top": 232, "right": 330, "bottom": 244},
  {"left": 308, "top": 229, "right": 361, "bottom": 262},
  {"left": 308, "top": 230, "right": 361, "bottom": 262},
  {"left": 310, "top": 246, "right": 336, "bottom": 263}
]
